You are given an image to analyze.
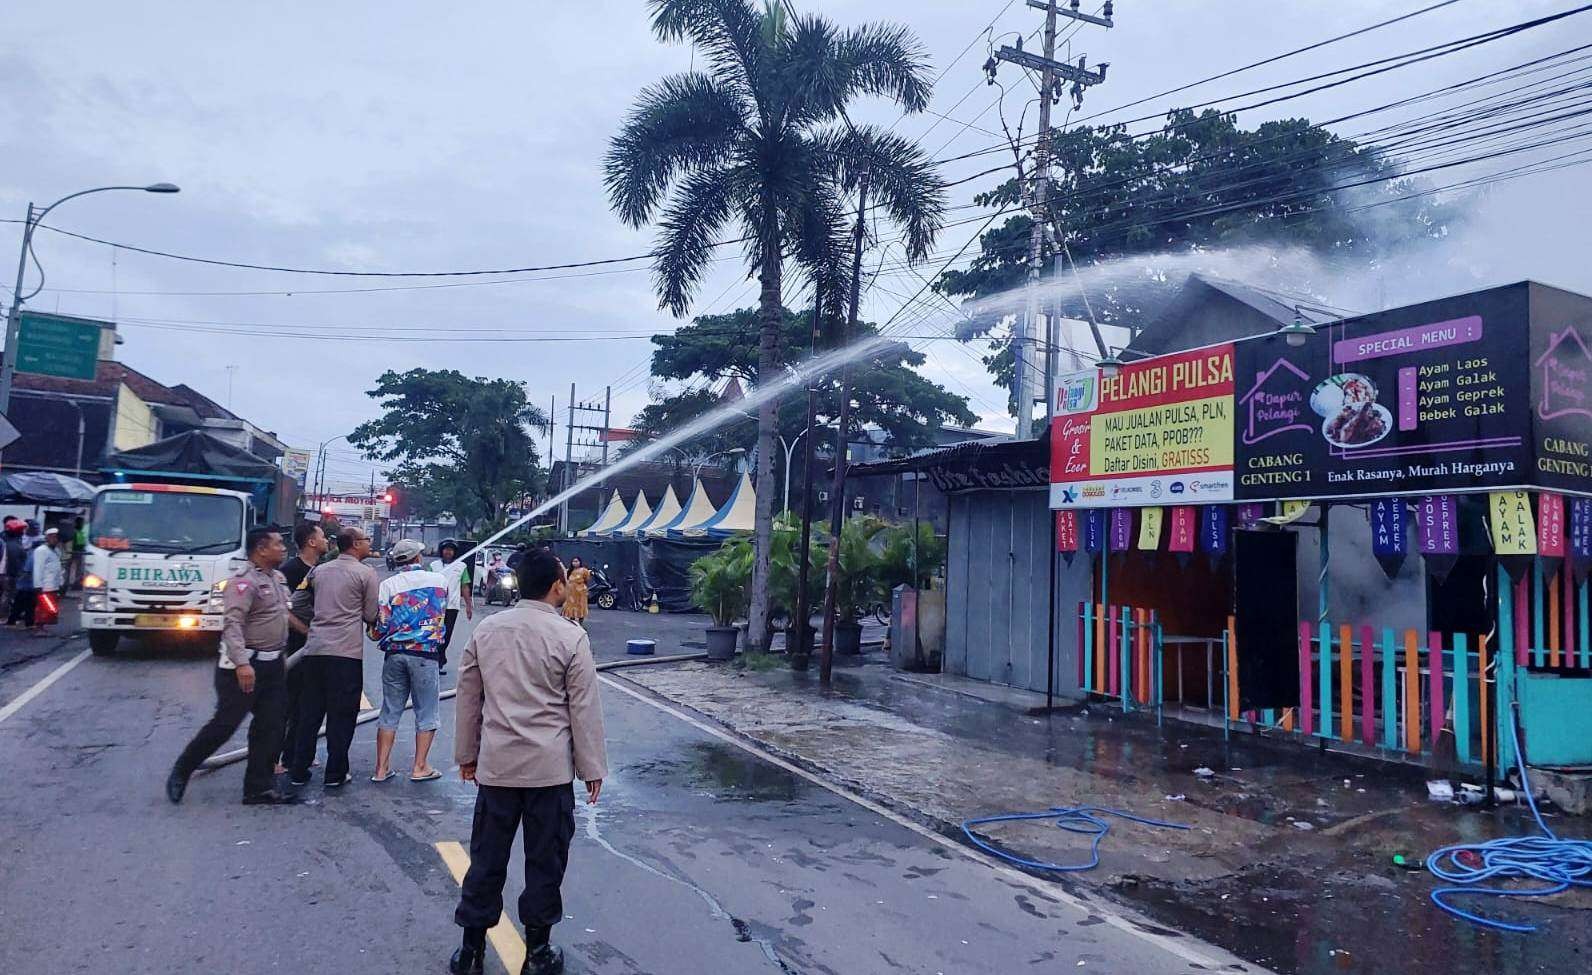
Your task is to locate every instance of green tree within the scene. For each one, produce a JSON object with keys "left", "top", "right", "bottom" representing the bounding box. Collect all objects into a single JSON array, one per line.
[
  {"left": 349, "top": 369, "right": 547, "bottom": 533},
  {"left": 629, "top": 305, "right": 976, "bottom": 475},
  {"left": 606, "top": 0, "right": 945, "bottom": 650},
  {"left": 938, "top": 108, "right": 1453, "bottom": 404}
]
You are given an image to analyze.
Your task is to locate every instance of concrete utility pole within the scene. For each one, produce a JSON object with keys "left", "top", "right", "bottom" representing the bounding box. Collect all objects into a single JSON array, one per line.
[
  {"left": 819, "top": 170, "right": 870, "bottom": 687},
  {"left": 993, "top": 0, "right": 1110, "bottom": 437}
]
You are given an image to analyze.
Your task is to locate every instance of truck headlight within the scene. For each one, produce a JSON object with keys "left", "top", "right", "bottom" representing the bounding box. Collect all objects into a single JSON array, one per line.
[
  {"left": 206, "top": 580, "right": 227, "bottom": 613},
  {"left": 82, "top": 574, "right": 105, "bottom": 589}
]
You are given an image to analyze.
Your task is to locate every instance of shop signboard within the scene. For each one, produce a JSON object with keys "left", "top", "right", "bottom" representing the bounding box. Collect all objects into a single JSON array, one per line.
[
  {"left": 1233, "top": 285, "right": 1535, "bottom": 502},
  {"left": 1528, "top": 284, "right": 1592, "bottom": 496},
  {"left": 1050, "top": 344, "right": 1236, "bottom": 508}
]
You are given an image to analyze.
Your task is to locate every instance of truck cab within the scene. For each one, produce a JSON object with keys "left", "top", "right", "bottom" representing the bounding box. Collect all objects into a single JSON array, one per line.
[{"left": 80, "top": 483, "right": 253, "bottom": 655}]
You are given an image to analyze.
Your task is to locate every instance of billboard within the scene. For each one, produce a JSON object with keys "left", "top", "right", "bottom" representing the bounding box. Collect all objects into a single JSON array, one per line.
[{"left": 1050, "top": 344, "right": 1236, "bottom": 508}]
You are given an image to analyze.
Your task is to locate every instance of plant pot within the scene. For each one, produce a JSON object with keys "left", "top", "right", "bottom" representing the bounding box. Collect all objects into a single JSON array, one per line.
[
  {"left": 834, "top": 620, "right": 863, "bottom": 656},
  {"left": 705, "top": 626, "right": 740, "bottom": 662}
]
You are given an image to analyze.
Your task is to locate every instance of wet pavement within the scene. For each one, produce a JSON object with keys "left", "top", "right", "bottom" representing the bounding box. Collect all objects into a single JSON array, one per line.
[
  {"left": 0, "top": 606, "right": 1252, "bottom": 974},
  {"left": 623, "top": 660, "right": 1592, "bottom": 975}
]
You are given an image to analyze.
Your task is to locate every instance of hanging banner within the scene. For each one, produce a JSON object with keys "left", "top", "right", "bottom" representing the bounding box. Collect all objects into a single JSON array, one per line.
[
  {"left": 1137, "top": 507, "right": 1164, "bottom": 551},
  {"left": 1056, "top": 510, "right": 1078, "bottom": 565},
  {"left": 1370, "top": 497, "right": 1409, "bottom": 579},
  {"left": 1537, "top": 492, "right": 1566, "bottom": 580},
  {"left": 1489, "top": 490, "right": 1538, "bottom": 580},
  {"left": 1531, "top": 314, "right": 1592, "bottom": 496},
  {"left": 1570, "top": 497, "right": 1592, "bottom": 583},
  {"left": 1169, "top": 506, "right": 1197, "bottom": 553},
  {"left": 1109, "top": 508, "right": 1133, "bottom": 552},
  {"left": 1200, "top": 505, "right": 1229, "bottom": 564},
  {"left": 1050, "top": 344, "right": 1236, "bottom": 509},
  {"left": 1082, "top": 509, "right": 1106, "bottom": 554},
  {"left": 1416, "top": 494, "right": 1460, "bottom": 583},
  {"left": 1263, "top": 500, "right": 1312, "bottom": 526},
  {"left": 1236, "top": 502, "right": 1265, "bottom": 528}
]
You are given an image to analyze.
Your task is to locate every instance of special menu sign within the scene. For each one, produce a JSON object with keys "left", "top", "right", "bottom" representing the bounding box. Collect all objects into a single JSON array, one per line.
[
  {"left": 1232, "top": 285, "right": 1535, "bottom": 501},
  {"left": 1050, "top": 344, "right": 1235, "bottom": 508}
]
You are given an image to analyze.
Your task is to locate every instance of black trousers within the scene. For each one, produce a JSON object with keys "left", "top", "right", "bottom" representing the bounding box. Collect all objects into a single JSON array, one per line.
[
  {"left": 278, "top": 650, "right": 306, "bottom": 766},
  {"left": 289, "top": 655, "right": 363, "bottom": 782},
  {"left": 455, "top": 783, "right": 576, "bottom": 940},
  {"left": 439, "top": 608, "right": 460, "bottom": 668},
  {"left": 6, "top": 589, "right": 35, "bottom": 626},
  {"left": 172, "top": 655, "right": 286, "bottom": 798}
]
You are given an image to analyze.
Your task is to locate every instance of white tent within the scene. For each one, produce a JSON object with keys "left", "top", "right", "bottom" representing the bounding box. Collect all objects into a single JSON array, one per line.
[
  {"left": 607, "top": 491, "right": 653, "bottom": 536},
  {"left": 681, "top": 472, "right": 757, "bottom": 538},
  {"left": 578, "top": 490, "right": 628, "bottom": 536},
  {"left": 660, "top": 478, "right": 719, "bottom": 536},
  {"left": 633, "top": 484, "right": 680, "bottom": 536}
]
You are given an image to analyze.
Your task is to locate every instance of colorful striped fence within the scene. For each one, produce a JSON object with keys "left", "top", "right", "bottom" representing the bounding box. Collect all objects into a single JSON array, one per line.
[{"left": 1076, "top": 603, "right": 1163, "bottom": 720}]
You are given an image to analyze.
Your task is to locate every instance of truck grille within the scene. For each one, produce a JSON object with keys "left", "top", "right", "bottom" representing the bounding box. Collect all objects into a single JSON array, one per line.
[{"left": 110, "top": 588, "right": 208, "bottom": 612}]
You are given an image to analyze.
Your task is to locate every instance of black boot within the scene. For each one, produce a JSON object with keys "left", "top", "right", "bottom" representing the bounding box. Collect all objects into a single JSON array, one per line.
[
  {"left": 520, "top": 944, "right": 563, "bottom": 975},
  {"left": 166, "top": 766, "right": 190, "bottom": 804},
  {"left": 449, "top": 929, "right": 486, "bottom": 975}
]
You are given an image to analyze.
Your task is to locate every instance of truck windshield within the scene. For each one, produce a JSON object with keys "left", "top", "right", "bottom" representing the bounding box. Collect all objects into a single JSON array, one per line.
[{"left": 90, "top": 491, "right": 244, "bottom": 555}]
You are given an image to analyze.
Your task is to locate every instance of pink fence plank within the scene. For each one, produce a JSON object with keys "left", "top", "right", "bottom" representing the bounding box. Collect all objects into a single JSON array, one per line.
[
  {"left": 1360, "top": 624, "right": 1376, "bottom": 747},
  {"left": 1108, "top": 607, "right": 1121, "bottom": 696},
  {"left": 1076, "top": 602, "right": 1086, "bottom": 691},
  {"left": 1428, "top": 631, "right": 1446, "bottom": 751},
  {"left": 1298, "top": 622, "right": 1314, "bottom": 736}
]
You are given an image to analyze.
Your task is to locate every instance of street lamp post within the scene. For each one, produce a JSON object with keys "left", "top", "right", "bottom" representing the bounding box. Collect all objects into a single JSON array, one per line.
[
  {"left": 692, "top": 446, "right": 746, "bottom": 480},
  {"left": 0, "top": 183, "right": 180, "bottom": 422}
]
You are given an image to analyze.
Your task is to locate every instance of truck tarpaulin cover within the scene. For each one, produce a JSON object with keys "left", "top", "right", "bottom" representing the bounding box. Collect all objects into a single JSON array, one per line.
[{"left": 104, "top": 430, "right": 278, "bottom": 481}]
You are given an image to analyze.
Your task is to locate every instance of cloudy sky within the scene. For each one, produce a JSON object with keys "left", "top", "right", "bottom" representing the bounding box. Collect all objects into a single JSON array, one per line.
[{"left": 4, "top": 0, "right": 1588, "bottom": 489}]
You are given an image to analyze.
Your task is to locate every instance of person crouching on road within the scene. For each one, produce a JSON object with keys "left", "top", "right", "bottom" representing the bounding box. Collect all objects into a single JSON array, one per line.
[
  {"left": 449, "top": 551, "right": 607, "bottom": 975},
  {"left": 289, "top": 526, "right": 378, "bottom": 789},
  {"left": 370, "top": 539, "right": 448, "bottom": 783},
  {"left": 167, "top": 527, "right": 296, "bottom": 806}
]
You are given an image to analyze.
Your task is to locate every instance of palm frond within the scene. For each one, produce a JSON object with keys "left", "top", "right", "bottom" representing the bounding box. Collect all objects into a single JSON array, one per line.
[
  {"left": 821, "top": 124, "right": 945, "bottom": 262},
  {"left": 653, "top": 166, "right": 740, "bottom": 317},
  {"left": 832, "top": 22, "right": 933, "bottom": 113},
  {"left": 648, "top": 0, "right": 766, "bottom": 106},
  {"left": 604, "top": 72, "right": 746, "bottom": 227}
]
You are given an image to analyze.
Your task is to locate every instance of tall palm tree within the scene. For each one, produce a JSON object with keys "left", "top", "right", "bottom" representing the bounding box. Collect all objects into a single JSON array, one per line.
[{"left": 606, "top": 0, "right": 945, "bottom": 650}]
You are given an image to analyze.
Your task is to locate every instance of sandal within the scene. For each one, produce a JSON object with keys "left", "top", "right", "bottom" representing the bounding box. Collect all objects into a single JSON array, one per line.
[
  {"left": 409, "top": 769, "right": 442, "bottom": 782},
  {"left": 370, "top": 769, "right": 398, "bottom": 783}
]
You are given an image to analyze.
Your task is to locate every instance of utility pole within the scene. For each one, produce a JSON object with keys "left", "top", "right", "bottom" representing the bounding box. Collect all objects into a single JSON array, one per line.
[
  {"left": 600, "top": 385, "right": 612, "bottom": 468},
  {"left": 991, "top": 0, "right": 1111, "bottom": 437},
  {"left": 560, "top": 384, "right": 575, "bottom": 534},
  {"left": 560, "top": 388, "right": 610, "bottom": 536},
  {"left": 819, "top": 170, "right": 870, "bottom": 687}
]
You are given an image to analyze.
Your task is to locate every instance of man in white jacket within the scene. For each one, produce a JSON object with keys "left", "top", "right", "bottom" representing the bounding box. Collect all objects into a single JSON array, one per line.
[{"left": 26, "top": 528, "right": 63, "bottom": 634}]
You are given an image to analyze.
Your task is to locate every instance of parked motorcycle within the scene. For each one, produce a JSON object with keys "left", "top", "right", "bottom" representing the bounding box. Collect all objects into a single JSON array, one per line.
[
  {"left": 483, "top": 565, "right": 519, "bottom": 606},
  {"left": 588, "top": 565, "right": 618, "bottom": 610}
]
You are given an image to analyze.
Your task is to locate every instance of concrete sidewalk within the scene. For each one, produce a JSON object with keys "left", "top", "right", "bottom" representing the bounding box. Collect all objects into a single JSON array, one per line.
[{"left": 615, "top": 657, "right": 1591, "bottom": 975}]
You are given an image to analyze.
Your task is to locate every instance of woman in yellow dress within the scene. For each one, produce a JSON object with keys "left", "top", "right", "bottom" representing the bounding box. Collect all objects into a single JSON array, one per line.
[{"left": 563, "top": 557, "right": 591, "bottom": 625}]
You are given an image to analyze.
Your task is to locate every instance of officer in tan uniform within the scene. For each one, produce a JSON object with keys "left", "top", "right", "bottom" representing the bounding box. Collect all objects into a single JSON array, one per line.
[{"left": 167, "top": 526, "right": 298, "bottom": 805}]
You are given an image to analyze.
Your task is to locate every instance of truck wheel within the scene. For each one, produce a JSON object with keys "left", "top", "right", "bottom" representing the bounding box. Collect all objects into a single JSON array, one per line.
[
  {"left": 89, "top": 631, "right": 120, "bottom": 656},
  {"left": 596, "top": 592, "right": 616, "bottom": 610}
]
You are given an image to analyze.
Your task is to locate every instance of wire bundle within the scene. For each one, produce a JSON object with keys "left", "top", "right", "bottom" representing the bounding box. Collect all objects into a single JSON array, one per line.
[
  {"left": 1425, "top": 721, "right": 1592, "bottom": 932},
  {"left": 961, "top": 805, "right": 1190, "bottom": 873}
]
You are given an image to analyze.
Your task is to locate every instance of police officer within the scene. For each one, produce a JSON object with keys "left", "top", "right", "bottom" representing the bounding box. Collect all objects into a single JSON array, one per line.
[{"left": 167, "top": 526, "right": 298, "bottom": 806}]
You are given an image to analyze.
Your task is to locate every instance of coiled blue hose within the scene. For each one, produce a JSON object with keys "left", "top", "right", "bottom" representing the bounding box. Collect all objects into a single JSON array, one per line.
[
  {"left": 961, "top": 805, "right": 1191, "bottom": 873},
  {"left": 1425, "top": 717, "right": 1592, "bottom": 932}
]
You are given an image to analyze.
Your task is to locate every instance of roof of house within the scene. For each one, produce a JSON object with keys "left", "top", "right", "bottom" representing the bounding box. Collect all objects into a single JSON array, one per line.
[
  {"left": 15, "top": 360, "right": 194, "bottom": 406},
  {"left": 1127, "top": 273, "right": 1346, "bottom": 358}
]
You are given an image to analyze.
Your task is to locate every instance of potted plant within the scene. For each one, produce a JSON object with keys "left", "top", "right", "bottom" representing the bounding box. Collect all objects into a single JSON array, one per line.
[
  {"left": 690, "top": 537, "right": 752, "bottom": 661},
  {"left": 767, "top": 513, "right": 828, "bottom": 668},
  {"left": 831, "top": 516, "right": 887, "bottom": 655},
  {"left": 876, "top": 522, "right": 948, "bottom": 669}
]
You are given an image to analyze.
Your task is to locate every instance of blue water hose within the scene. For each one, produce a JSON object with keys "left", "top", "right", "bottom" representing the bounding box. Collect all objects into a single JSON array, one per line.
[
  {"left": 961, "top": 805, "right": 1191, "bottom": 873},
  {"left": 1425, "top": 716, "right": 1592, "bottom": 932}
]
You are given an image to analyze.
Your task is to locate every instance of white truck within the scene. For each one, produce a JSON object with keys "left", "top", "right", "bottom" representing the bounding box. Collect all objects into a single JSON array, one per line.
[{"left": 80, "top": 482, "right": 254, "bottom": 655}]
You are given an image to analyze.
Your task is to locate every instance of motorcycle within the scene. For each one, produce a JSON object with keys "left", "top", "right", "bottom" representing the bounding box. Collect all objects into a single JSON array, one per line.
[
  {"left": 588, "top": 565, "right": 618, "bottom": 611},
  {"left": 483, "top": 565, "right": 519, "bottom": 606}
]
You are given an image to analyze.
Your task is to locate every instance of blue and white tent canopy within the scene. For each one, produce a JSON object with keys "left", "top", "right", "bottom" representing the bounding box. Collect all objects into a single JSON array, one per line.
[
  {"left": 606, "top": 491, "right": 653, "bottom": 537},
  {"left": 632, "top": 485, "right": 680, "bottom": 536},
  {"left": 676, "top": 472, "right": 756, "bottom": 538},
  {"left": 579, "top": 489, "right": 628, "bottom": 536},
  {"left": 659, "top": 478, "right": 719, "bottom": 536}
]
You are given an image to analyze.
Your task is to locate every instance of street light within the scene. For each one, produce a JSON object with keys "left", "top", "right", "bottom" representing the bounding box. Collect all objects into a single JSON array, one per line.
[
  {"left": 1278, "top": 312, "right": 1318, "bottom": 348},
  {"left": 1095, "top": 351, "right": 1124, "bottom": 379},
  {"left": 693, "top": 446, "right": 746, "bottom": 479},
  {"left": 781, "top": 423, "right": 835, "bottom": 515},
  {"left": 0, "top": 183, "right": 182, "bottom": 419}
]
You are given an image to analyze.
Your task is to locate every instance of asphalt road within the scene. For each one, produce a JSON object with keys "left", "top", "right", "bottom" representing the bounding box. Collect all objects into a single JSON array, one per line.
[{"left": 0, "top": 607, "right": 1238, "bottom": 974}]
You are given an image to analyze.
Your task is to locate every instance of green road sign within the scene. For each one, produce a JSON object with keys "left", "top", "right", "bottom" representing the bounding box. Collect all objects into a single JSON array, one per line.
[{"left": 16, "top": 312, "right": 103, "bottom": 380}]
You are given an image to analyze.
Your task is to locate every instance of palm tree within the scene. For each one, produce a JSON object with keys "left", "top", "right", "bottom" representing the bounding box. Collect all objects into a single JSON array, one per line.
[{"left": 606, "top": 0, "right": 945, "bottom": 650}]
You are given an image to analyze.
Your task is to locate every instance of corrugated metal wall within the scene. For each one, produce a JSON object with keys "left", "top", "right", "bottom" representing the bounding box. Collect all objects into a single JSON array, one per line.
[{"left": 945, "top": 490, "right": 1053, "bottom": 694}]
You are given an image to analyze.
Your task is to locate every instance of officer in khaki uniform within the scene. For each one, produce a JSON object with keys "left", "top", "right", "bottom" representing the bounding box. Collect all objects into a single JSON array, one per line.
[{"left": 167, "top": 527, "right": 298, "bottom": 805}]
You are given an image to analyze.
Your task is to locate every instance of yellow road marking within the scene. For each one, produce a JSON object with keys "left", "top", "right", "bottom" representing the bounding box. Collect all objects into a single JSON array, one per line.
[{"left": 435, "top": 841, "right": 525, "bottom": 974}]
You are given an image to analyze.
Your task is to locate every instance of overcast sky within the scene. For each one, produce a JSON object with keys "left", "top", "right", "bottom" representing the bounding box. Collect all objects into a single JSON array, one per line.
[{"left": 4, "top": 1, "right": 1587, "bottom": 489}]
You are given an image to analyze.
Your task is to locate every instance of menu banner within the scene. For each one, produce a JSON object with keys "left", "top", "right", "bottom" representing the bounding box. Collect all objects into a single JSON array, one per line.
[
  {"left": 1571, "top": 497, "right": 1592, "bottom": 583},
  {"left": 1201, "top": 505, "right": 1229, "bottom": 563},
  {"left": 1082, "top": 509, "right": 1106, "bottom": 554},
  {"left": 1417, "top": 494, "right": 1460, "bottom": 583},
  {"left": 1169, "top": 506, "right": 1197, "bottom": 553},
  {"left": 1233, "top": 287, "right": 1533, "bottom": 502},
  {"left": 1110, "top": 508, "right": 1133, "bottom": 552},
  {"left": 1051, "top": 345, "right": 1235, "bottom": 508},
  {"left": 1056, "top": 510, "right": 1079, "bottom": 556},
  {"left": 1489, "top": 490, "right": 1538, "bottom": 556},
  {"left": 1264, "top": 500, "right": 1313, "bottom": 526}
]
